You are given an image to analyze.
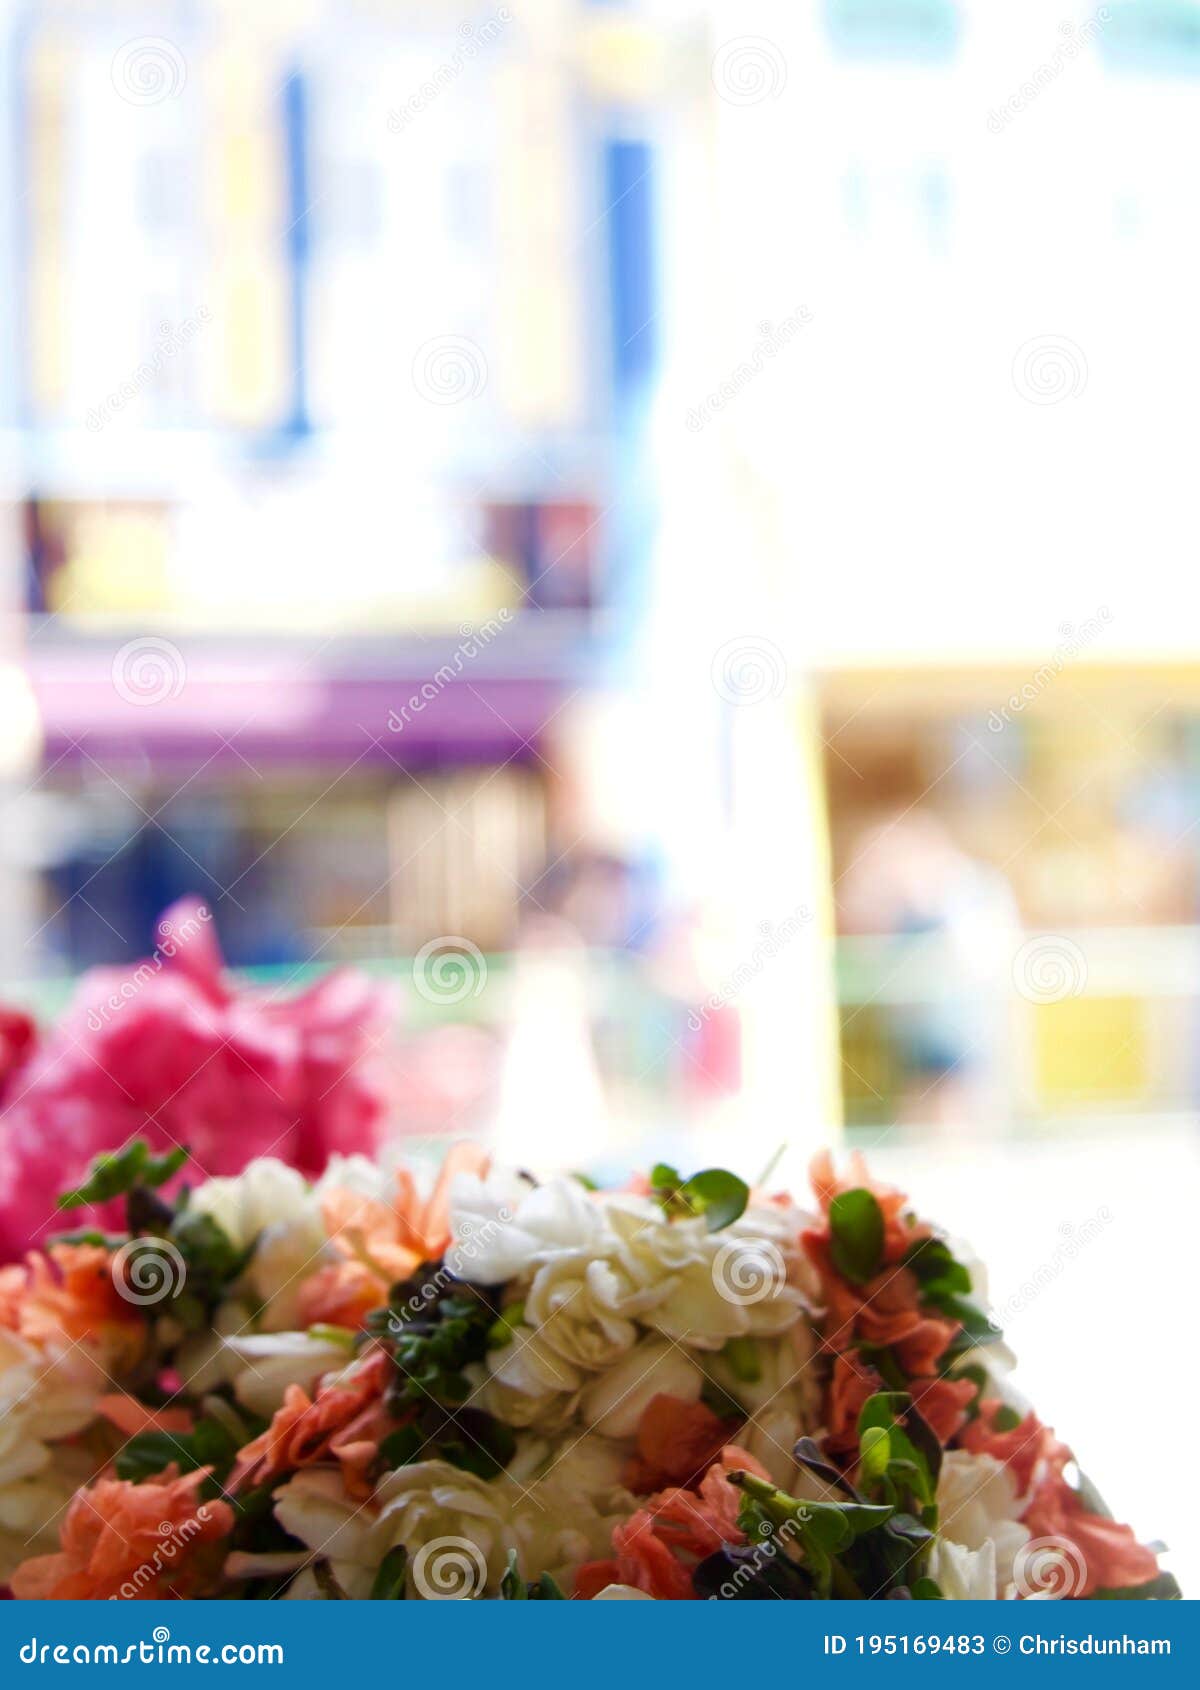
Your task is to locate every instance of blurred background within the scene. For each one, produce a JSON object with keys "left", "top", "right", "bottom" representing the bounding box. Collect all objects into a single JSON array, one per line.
[{"left": 0, "top": 0, "right": 1197, "bottom": 1579}]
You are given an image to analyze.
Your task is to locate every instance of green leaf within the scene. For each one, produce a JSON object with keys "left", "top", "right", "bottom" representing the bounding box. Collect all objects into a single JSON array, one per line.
[
  {"left": 115, "top": 1418, "right": 240, "bottom": 1487},
  {"left": 681, "top": 1169, "right": 750, "bottom": 1232},
  {"left": 911, "top": 1576, "right": 945, "bottom": 1599},
  {"left": 828, "top": 1188, "right": 884, "bottom": 1284},
  {"left": 992, "top": 1404, "right": 1021, "bottom": 1433},
  {"left": 930, "top": 1288, "right": 1002, "bottom": 1347},
  {"left": 499, "top": 1551, "right": 565, "bottom": 1599},
  {"left": 369, "top": 1546, "right": 408, "bottom": 1600},
  {"left": 651, "top": 1164, "right": 749, "bottom": 1231},
  {"left": 904, "top": 1236, "right": 971, "bottom": 1294},
  {"left": 56, "top": 1141, "right": 187, "bottom": 1210},
  {"left": 856, "top": 1393, "right": 941, "bottom": 1506}
]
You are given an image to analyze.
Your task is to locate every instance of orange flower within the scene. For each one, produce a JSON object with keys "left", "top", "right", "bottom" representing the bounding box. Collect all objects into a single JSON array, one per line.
[
  {"left": 11, "top": 1468, "right": 233, "bottom": 1600},
  {"left": 826, "top": 1351, "right": 885, "bottom": 1456},
  {"left": 908, "top": 1376, "right": 974, "bottom": 1445},
  {"left": 963, "top": 1400, "right": 1158, "bottom": 1596},
  {"left": 229, "top": 1348, "right": 392, "bottom": 1500},
  {"left": 576, "top": 1510, "right": 696, "bottom": 1601},
  {"left": 623, "top": 1394, "right": 741, "bottom": 1494},
  {"left": 296, "top": 1260, "right": 387, "bottom": 1331},
  {"left": 316, "top": 1142, "right": 489, "bottom": 1298},
  {"left": 0, "top": 1244, "right": 144, "bottom": 1367},
  {"left": 95, "top": 1394, "right": 194, "bottom": 1439},
  {"left": 577, "top": 1446, "right": 770, "bottom": 1599},
  {"left": 644, "top": 1444, "right": 770, "bottom": 1560}
]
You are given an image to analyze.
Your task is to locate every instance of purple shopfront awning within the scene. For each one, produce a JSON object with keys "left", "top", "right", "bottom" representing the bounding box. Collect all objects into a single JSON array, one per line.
[{"left": 27, "top": 635, "right": 575, "bottom": 768}]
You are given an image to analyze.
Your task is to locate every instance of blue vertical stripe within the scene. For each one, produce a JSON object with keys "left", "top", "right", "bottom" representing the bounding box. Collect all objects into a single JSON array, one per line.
[
  {"left": 604, "top": 138, "right": 657, "bottom": 402},
  {"left": 282, "top": 70, "right": 311, "bottom": 437}
]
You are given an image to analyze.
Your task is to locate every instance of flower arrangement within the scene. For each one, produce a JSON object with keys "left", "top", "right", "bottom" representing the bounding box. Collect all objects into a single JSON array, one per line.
[
  {"left": 0, "top": 1140, "right": 1176, "bottom": 1602},
  {"left": 0, "top": 901, "right": 393, "bottom": 1261}
]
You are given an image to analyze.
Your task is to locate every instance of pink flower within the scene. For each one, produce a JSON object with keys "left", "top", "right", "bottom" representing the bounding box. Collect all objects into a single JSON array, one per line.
[{"left": 0, "top": 899, "right": 395, "bottom": 1258}]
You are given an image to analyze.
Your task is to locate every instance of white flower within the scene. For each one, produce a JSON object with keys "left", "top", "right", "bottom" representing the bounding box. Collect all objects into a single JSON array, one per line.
[
  {"left": 189, "top": 1159, "right": 314, "bottom": 1251},
  {"left": 927, "top": 1534, "right": 998, "bottom": 1600},
  {"left": 604, "top": 1202, "right": 806, "bottom": 1350},
  {"left": 579, "top": 1335, "right": 703, "bottom": 1439},
  {"left": 225, "top": 1330, "right": 356, "bottom": 1417},
  {"left": 189, "top": 1159, "right": 343, "bottom": 1333},
  {"left": 449, "top": 1171, "right": 608, "bottom": 1283},
  {"left": 936, "top": 1449, "right": 1029, "bottom": 1595},
  {"left": 373, "top": 1460, "right": 513, "bottom": 1597},
  {"left": 508, "top": 1445, "right": 637, "bottom": 1587},
  {"left": 274, "top": 1469, "right": 382, "bottom": 1599},
  {"left": 472, "top": 1324, "right": 583, "bottom": 1430},
  {"left": 592, "top": 1583, "right": 654, "bottom": 1599},
  {"left": 522, "top": 1252, "right": 643, "bottom": 1371},
  {"left": 0, "top": 1332, "right": 108, "bottom": 1576}
]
